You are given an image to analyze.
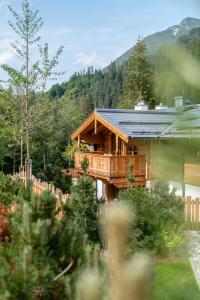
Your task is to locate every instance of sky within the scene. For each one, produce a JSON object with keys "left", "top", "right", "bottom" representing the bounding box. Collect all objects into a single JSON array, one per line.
[{"left": 0, "top": 0, "right": 199, "bottom": 83}]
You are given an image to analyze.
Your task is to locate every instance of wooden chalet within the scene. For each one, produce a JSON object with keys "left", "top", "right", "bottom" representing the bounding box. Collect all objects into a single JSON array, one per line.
[{"left": 71, "top": 101, "right": 200, "bottom": 200}]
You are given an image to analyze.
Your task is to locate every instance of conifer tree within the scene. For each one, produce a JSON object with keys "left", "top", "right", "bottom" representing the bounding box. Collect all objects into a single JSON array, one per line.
[
  {"left": 0, "top": 189, "right": 91, "bottom": 299},
  {"left": 120, "top": 39, "right": 155, "bottom": 108},
  {"left": 70, "top": 174, "right": 99, "bottom": 243}
]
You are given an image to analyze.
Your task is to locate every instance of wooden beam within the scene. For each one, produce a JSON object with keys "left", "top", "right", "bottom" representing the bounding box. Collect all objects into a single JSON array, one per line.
[
  {"left": 108, "top": 133, "right": 112, "bottom": 154},
  {"left": 116, "top": 135, "right": 119, "bottom": 155},
  {"left": 71, "top": 112, "right": 95, "bottom": 140},
  {"left": 95, "top": 114, "right": 128, "bottom": 143},
  {"left": 78, "top": 135, "right": 80, "bottom": 148},
  {"left": 122, "top": 141, "right": 127, "bottom": 155},
  {"left": 81, "top": 135, "right": 104, "bottom": 144},
  {"left": 94, "top": 118, "right": 98, "bottom": 134},
  {"left": 71, "top": 111, "right": 128, "bottom": 143},
  {"left": 96, "top": 124, "right": 106, "bottom": 134}
]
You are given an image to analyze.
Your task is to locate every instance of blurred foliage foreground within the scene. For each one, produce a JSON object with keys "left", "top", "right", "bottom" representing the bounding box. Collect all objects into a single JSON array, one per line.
[{"left": 0, "top": 172, "right": 192, "bottom": 300}]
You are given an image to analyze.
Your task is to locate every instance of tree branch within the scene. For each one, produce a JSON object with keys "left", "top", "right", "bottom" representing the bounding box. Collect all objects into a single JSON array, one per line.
[{"left": 52, "top": 259, "right": 74, "bottom": 282}]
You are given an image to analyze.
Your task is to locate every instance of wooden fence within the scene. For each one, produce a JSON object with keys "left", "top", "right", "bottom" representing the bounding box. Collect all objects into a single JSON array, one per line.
[
  {"left": 14, "top": 170, "right": 69, "bottom": 219},
  {"left": 185, "top": 197, "right": 200, "bottom": 230},
  {"left": 13, "top": 171, "right": 200, "bottom": 228}
]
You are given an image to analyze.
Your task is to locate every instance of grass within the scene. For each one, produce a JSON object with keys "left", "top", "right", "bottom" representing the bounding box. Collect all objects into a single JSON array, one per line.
[{"left": 151, "top": 259, "right": 200, "bottom": 300}]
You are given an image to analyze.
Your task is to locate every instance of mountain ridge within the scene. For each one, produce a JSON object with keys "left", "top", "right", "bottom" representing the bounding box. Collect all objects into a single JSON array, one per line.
[{"left": 113, "top": 17, "right": 200, "bottom": 65}]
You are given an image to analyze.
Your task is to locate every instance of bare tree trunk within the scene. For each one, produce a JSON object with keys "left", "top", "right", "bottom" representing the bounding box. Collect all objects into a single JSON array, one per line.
[
  {"left": 25, "top": 14, "right": 32, "bottom": 182},
  {"left": 25, "top": 38, "right": 29, "bottom": 161},
  {"left": 20, "top": 135, "right": 23, "bottom": 171}
]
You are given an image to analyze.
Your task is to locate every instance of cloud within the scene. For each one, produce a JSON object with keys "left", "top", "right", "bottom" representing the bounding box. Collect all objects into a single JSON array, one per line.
[
  {"left": 75, "top": 52, "right": 110, "bottom": 67},
  {"left": 0, "top": 50, "right": 14, "bottom": 63},
  {"left": 0, "top": 38, "right": 14, "bottom": 64},
  {"left": 0, "top": 0, "right": 9, "bottom": 9}
]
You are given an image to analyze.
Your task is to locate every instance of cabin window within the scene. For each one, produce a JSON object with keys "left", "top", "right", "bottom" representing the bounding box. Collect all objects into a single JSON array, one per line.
[{"left": 128, "top": 145, "right": 138, "bottom": 155}]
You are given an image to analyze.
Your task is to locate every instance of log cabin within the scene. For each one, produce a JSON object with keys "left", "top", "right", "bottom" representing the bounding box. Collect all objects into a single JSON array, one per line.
[{"left": 71, "top": 98, "right": 200, "bottom": 200}]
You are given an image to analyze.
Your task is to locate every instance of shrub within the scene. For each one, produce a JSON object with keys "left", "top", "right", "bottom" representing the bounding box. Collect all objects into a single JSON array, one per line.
[
  {"left": 70, "top": 175, "right": 100, "bottom": 244},
  {"left": 53, "top": 175, "right": 72, "bottom": 194},
  {"left": 0, "top": 189, "right": 95, "bottom": 299},
  {"left": 0, "top": 172, "right": 23, "bottom": 207},
  {"left": 118, "top": 180, "right": 184, "bottom": 256}
]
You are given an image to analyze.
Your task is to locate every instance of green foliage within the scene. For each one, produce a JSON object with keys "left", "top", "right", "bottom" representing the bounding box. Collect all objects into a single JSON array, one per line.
[
  {"left": 63, "top": 141, "right": 87, "bottom": 165},
  {"left": 53, "top": 175, "right": 72, "bottom": 194},
  {"left": 48, "top": 63, "right": 126, "bottom": 109},
  {"left": 118, "top": 181, "right": 184, "bottom": 256},
  {"left": 80, "top": 158, "right": 89, "bottom": 173},
  {"left": 48, "top": 83, "right": 66, "bottom": 100},
  {"left": 0, "top": 0, "right": 64, "bottom": 175},
  {"left": 0, "top": 173, "right": 23, "bottom": 207},
  {"left": 162, "top": 224, "right": 186, "bottom": 256},
  {"left": 154, "top": 36, "right": 200, "bottom": 105},
  {"left": 127, "top": 162, "right": 135, "bottom": 185},
  {"left": 151, "top": 260, "right": 200, "bottom": 300},
  {"left": 0, "top": 187, "right": 96, "bottom": 299},
  {"left": 120, "top": 39, "right": 155, "bottom": 108},
  {"left": 70, "top": 175, "right": 100, "bottom": 243},
  {"left": 0, "top": 200, "right": 56, "bottom": 299},
  {"left": 48, "top": 29, "right": 200, "bottom": 112}
]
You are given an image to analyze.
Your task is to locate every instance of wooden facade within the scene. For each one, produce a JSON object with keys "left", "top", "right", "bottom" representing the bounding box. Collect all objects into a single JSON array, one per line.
[
  {"left": 74, "top": 152, "right": 146, "bottom": 187},
  {"left": 71, "top": 111, "right": 151, "bottom": 199},
  {"left": 71, "top": 108, "right": 200, "bottom": 200}
]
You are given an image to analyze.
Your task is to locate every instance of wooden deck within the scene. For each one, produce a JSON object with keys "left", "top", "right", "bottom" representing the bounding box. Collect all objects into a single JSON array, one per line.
[{"left": 74, "top": 152, "right": 146, "bottom": 187}]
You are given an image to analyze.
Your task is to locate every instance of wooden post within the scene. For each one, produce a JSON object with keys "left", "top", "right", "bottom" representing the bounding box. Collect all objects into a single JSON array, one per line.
[
  {"left": 108, "top": 133, "right": 112, "bottom": 154},
  {"left": 94, "top": 118, "right": 98, "bottom": 135},
  {"left": 78, "top": 135, "right": 80, "bottom": 148},
  {"left": 122, "top": 141, "right": 127, "bottom": 156},
  {"left": 116, "top": 135, "right": 119, "bottom": 156}
]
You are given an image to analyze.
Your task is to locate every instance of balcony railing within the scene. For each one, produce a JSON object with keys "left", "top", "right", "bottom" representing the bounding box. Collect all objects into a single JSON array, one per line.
[{"left": 74, "top": 152, "right": 146, "bottom": 179}]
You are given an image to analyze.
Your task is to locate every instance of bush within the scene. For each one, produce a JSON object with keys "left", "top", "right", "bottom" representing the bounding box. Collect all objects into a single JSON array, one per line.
[
  {"left": 0, "top": 189, "right": 96, "bottom": 299},
  {"left": 0, "top": 172, "right": 23, "bottom": 207},
  {"left": 118, "top": 180, "right": 184, "bottom": 256},
  {"left": 53, "top": 175, "right": 72, "bottom": 194},
  {"left": 70, "top": 175, "right": 100, "bottom": 244}
]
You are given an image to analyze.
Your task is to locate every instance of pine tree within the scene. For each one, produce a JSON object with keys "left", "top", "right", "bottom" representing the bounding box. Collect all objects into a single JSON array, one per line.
[
  {"left": 70, "top": 175, "right": 99, "bottom": 243},
  {"left": 0, "top": 189, "right": 91, "bottom": 299},
  {"left": 120, "top": 39, "right": 155, "bottom": 109}
]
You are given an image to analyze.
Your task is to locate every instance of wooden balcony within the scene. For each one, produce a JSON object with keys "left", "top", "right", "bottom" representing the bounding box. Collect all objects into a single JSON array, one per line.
[{"left": 74, "top": 152, "right": 146, "bottom": 187}]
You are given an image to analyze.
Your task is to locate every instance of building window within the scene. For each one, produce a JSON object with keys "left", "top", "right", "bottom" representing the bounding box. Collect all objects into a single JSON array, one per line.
[{"left": 128, "top": 145, "right": 138, "bottom": 155}]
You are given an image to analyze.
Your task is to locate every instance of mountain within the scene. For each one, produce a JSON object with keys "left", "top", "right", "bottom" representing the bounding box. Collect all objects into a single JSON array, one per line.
[
  {"left": 114, "top": 17, "right": 200, "bottom": 65},
  {"left": 49, "top": 17, "right": 200, "bottom": 109}
]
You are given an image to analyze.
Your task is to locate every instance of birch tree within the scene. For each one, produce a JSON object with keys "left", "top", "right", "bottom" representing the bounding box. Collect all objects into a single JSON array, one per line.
[{"left": 1, "top": 0, "right": 64, "bottom": 179}]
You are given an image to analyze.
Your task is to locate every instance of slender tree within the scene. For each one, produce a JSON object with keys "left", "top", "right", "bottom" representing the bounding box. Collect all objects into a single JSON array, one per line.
[
  {"left": 1, "top": 0, "right": 63, "bottom": 179},
  {"left": 120, "top": 39, "right": 155, "bottom": 108}
]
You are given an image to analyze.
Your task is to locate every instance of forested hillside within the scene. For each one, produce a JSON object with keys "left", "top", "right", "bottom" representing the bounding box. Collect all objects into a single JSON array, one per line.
[
  {"left": 49, "top": 25, "right": 200, "bottom": 108},
  {"left": 49, "top": 63, "right": 127, "bottom": 109}
]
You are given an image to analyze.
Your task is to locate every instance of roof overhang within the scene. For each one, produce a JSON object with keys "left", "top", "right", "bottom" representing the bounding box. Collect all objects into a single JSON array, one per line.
[{"left": 71, "top": 111, "right": 129, "bottom": 143}]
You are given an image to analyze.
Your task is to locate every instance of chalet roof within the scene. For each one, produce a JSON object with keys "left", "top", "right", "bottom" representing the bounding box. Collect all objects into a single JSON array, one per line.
[
  {"left": 162, "top": 107, "right": 200, "bottom": 139},
  {"left": 95, "top": 108, "right": 182, "bottom": 139},
  {"left": 71, "top": 106, "right": 200, "bottom": 142}
]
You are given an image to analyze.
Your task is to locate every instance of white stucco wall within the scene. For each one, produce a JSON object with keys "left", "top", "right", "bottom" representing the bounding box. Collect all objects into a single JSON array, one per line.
[
  {"left": 168, "top": 180, "right": 183, "bottom": 197},
  {"left": 168, "top": 181, "right": 200, "bottom": 198},
  {"left": 185, "top": 184, "right": 200, "bottom": 198},
  {"left": 97, "top": 180, "right": 105, "bottom": 199}
]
